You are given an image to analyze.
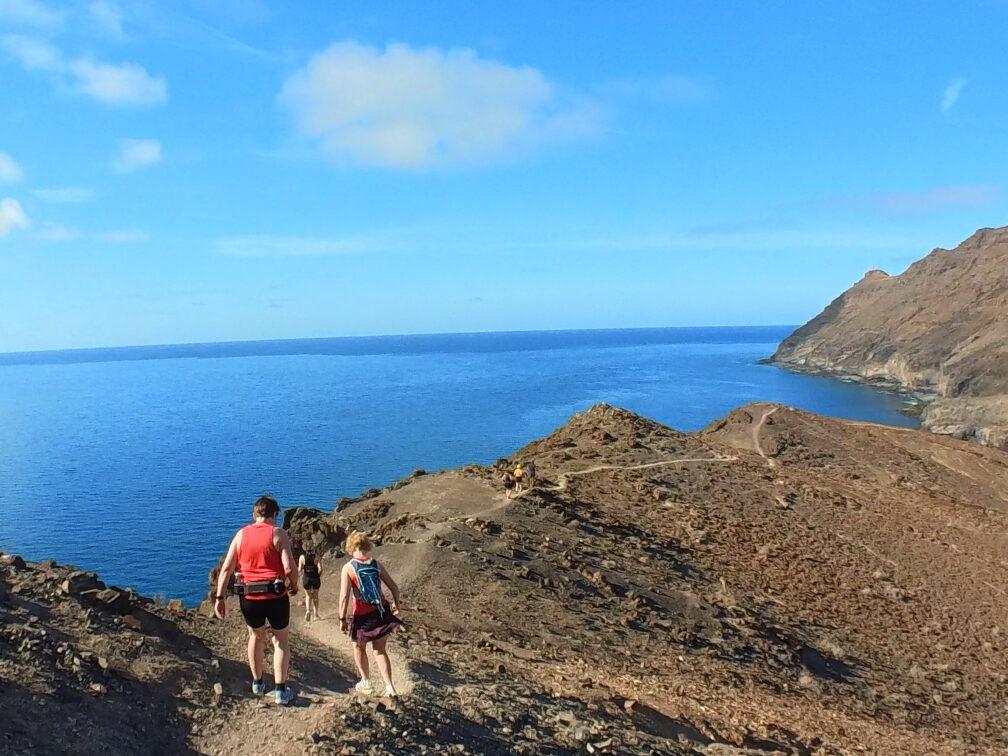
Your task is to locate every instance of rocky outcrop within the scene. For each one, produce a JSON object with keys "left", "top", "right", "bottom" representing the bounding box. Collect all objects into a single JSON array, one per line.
[
  {"left": 7, "top": 403, "right": 1008, "bottom": 753},
  {"left": 771, "top": 226, "right": 1008, "bottom": 447}
]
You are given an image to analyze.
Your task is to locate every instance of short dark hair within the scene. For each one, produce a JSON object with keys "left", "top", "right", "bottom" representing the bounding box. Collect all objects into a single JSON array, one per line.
[{"left": 253, "top": 494, "right": 280, "bottom": 520}]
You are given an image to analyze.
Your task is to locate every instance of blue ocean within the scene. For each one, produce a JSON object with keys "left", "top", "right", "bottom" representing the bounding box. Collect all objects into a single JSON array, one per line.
[{"left": 0, "top": 327, "right": 916, "bottom": 604}]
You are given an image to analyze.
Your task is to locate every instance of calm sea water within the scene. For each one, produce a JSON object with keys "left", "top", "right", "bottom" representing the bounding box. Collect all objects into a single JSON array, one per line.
[{"left": 0, "top": 327, "right": 916, "bottom": 604}]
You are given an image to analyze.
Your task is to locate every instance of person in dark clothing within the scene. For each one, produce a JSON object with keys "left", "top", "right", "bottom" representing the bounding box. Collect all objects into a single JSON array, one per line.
[{"left": 298, "top": 548, "right": 322, "bottom": 622}]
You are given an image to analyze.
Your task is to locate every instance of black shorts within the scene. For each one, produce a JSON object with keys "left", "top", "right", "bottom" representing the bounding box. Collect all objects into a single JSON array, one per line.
[
  {"left": 303, "top": 575, "right": 321, "bottom": 591},
  {"left": 239, "top": 594, "right": 290, "bottom": 630}
]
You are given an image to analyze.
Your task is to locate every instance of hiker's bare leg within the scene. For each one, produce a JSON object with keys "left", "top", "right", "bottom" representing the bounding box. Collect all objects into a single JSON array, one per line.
[
  {"left": 247, "top": 626, "right": 266, "bottom": 680},
  {"left": 271, "top": 628, "right": 290, "bottom": 685},
  {"left": 353, "top": 640, "right": 370, "bottom": 681},
  {"left": 311, "top": 591, "right": 320, "bottom": 619},
  {"left": 373, "top": 635, "right": 396, "bottom": 696}
]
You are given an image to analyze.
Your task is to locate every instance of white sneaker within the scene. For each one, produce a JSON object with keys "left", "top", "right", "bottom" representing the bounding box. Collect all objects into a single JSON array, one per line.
[{"left": 354, "top": 679, "right": 372, "bottom": 695}]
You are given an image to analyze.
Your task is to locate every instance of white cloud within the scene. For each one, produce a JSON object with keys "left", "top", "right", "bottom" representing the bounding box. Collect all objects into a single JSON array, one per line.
[
  {"left": 1, "top": 33, "right": 61, "bottom": 70},
  {"left": 0, "top": 151, "right": 23, "bottom": 183},
  {"left": 33, "top": 223, "right": 80, "bottom": 242},
  {"left": 100, "top": 228, "right": 147, "bottom": 243},
  {"left": 215, "top": 234, "right": 390, "bottom": 257},
  {"left": 112, "top": 138, "right": 161, "bottom": 173},
  {"left": 0, "top": 197, "right": 29, "bottom": 237},
  {"left": 0, "top": 0, "right": 62, "bottom": 28},
  {"left": 604, "top": 74, "right": 706, "bottom": 103},
  {"left": 2, "top": 35, "right": 167, "bottom": 107},
  {"left": 70, "top": 59, "right": 166, "bottom": 106},
  {"left": 941, "top": 77, "right": 967, "bottom": 116},
  {"left": 875, "top": 184, "right": 995, "bottom": 215},
  {"left": 32, "top": 186, "right": 95, "bottom": 203},
  {"left": 89, "top": 0, "right": 123, "bottom": 37},
  {"left": 279, "top": 41, "right": 595, "bottom": 169}
]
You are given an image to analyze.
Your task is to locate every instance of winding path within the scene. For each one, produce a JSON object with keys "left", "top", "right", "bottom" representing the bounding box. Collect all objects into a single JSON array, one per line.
[{"left": 753, "top": 407, "right": 779, "bottom": 467}]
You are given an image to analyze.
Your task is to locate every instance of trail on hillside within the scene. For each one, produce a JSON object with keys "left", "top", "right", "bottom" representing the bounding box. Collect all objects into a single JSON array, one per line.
[
  {"left": 513, "top": 455, "right": 739, "bottom": 499},
  {"left": 753, "top": 406, "right": 779, "bottom": 466}
]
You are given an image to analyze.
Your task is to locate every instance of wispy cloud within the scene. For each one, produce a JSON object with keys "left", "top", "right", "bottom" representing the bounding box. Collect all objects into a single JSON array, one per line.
[
  {"left": 214, "top": 234, "right": 393, "bottom": 257},
  {"left": 824, "top": 184, "right": 998, "bottom": 217},
  {"left": 0, "top": 151, "right": 23, "bottom": 183},
  {"left": 279, "top": 41, "right": 599, "bottom": 169},
  {"left": 99, "top": 228, "right": 147, "bottom": 243},
  {"left": 876, "top": 184, "right": 994, "bottom": 214},
  {"left": 0, "top": 0, "right": 63, "bottom": 28},
  {"left": 70, "top": 58, "right": 166, "bottom": 106},
  {"left": 941, "top": 77, "right": 967, "bottom": 116},
  {"left": 88, "top": 0, "right": 123, "bottom": 38},
  {"left": 33, "top": 223, "right": 80, "bottom": 242},
  {"left": 0, "top": 197, "right": 29, "bottom": 238},
  {"left": 1, "top": 34, "right": 167, "bottom": 107},
  {"left": 32, "top": 186, "right": 95, "bottom": 203},
  {"left": 603, "top": 74, "right": 707, "bottom": 103},
  {"left": 112, "top": 138, "right": 161, "bottom": 173},
  {"left": 1, "top": 33, "right": 59, "bottom": 69},
  {"left": 28, "top": 225, "right": 147, "bottom": 244}
]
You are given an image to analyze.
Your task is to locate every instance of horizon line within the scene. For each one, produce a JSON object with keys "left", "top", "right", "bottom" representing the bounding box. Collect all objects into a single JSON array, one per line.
[{"left": 0, "top": 323, "right": 796, "bottom": 361}]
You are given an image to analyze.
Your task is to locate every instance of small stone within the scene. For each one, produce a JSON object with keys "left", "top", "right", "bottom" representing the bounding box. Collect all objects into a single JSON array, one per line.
[
  {"left": 213, "top": 682, "right": 224, "bottom": 697},
  {"left": 90, "top": 683, "right": 107, "bottom": 695},
  {"left": 97, "top": 657, "right": 109, "bottom": 670}
]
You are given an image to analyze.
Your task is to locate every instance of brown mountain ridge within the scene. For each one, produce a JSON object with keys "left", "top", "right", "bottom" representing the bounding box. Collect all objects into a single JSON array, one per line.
[
  {"left": 771, "top": 225, "right": 1008, "bottom": 448},
  {"left": 4, "top": 403, "right": 1008, "bottom": 754}
]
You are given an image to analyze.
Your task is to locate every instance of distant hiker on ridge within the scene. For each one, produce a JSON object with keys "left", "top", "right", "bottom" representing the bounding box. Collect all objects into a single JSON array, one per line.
[
  {"left": 338, "top": 531, "right": 403, "bottom": 698},
  {"left": 299, "top": 546, "right": 322, "bottom": 623},
  {"left": 213, "top": 494, "right": 299, "bottom": 706}
]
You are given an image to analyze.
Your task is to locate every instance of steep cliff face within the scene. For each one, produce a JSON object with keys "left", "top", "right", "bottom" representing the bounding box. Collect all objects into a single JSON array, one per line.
[{"left": 771, "top": 226, "right": 1008, "bottom": 447}]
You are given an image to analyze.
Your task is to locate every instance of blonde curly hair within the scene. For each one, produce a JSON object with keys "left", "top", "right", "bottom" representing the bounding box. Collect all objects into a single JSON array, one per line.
[{"left": 345, "top": 531, "right": 373, "bottom": 555}]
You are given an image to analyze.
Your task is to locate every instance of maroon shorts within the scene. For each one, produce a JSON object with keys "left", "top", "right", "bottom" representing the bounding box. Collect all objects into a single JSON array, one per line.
[{"left": 350, "top": 606, "right": 402, "bottom": 643}]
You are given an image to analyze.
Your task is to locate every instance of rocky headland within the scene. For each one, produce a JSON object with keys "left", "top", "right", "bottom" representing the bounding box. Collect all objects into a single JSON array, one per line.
[
  {"left": 4, "top": 403, "right": 1008, "bottom": 754},
  {"left": 770, "top": 226, "right": 1008, "bottom": 448}
]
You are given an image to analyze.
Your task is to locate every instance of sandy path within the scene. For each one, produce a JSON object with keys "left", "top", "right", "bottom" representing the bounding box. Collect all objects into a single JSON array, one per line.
[
  {"left": 508, "top": 455, "right": 739, "bottom": 499},
  {"left": 753, "top": 406, "right": 779, "bottom": 466}
]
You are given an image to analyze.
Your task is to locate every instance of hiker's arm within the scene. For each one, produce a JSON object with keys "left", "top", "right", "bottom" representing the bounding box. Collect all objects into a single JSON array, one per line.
[
  {"left": 298, "top": 554, "right": 304, "bottom": 575},
  {"left": 276, "top": 529, "right": 298, "bottom": 594},
  {"left": 338, "top": 565, "right": 351, "bottom": 630},
  {"left": 380, "top": 565, "right": 402, "bottom": 610},
  {"left": 213, "top": 532, "right": 240, "bottom": 619}
]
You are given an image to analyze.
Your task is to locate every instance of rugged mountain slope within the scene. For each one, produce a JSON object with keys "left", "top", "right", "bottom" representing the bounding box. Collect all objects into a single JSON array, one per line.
[
  {"left": 6, "top": 403, "right": 1008, "bottom": 754},
  {"left": 770, "top": 226, "right": 1008, "bottom": 448}
]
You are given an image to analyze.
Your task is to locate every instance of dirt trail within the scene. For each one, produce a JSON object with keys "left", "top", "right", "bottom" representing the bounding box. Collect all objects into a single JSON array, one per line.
[
  {"left": 294, "top": 584, "right": 416, "bottom": 698},
  {"left": 514, "top": 455, "right": 738, "bottom": 498},
  {"left": 753, "top": 406, "right": 779, "bottom": 465}
]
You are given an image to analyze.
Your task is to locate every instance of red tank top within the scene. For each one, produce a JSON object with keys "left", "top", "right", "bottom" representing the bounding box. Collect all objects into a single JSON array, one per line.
[{"left": 237, "top": 522, "right": 285, "bottom": 601}]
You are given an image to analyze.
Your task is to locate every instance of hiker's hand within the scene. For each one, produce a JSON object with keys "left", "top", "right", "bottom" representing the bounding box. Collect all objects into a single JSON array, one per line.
[
  {"left": 339, "top": 617, "right": 348, "bottom": 633},
  {"left": 391, "top": 603, "right": 402, "bottom": 617},
  {"left": 214, "top": 597, "right": 226, "bottom": 620},
  {"left": 288, "top": 585, "right": 298, "bottom": 596}
]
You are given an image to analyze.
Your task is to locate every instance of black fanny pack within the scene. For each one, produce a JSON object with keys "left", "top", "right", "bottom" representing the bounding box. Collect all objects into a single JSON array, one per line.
[{"left": 234, "top": 578, "right": 286, "bottom": 597}]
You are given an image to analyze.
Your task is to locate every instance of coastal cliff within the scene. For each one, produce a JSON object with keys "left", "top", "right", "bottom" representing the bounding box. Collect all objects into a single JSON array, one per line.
[
  {"left": 6, "top": 403, "right": 1008, "bottom": 753},
  {"left": 771, "top": 226, "right": 1008, "bottom": 448}
]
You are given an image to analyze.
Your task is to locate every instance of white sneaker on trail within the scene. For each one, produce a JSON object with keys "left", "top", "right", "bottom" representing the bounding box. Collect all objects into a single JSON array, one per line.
[
  {"left": 354, "top": 679, "right": 372, "bottom": 695},
  {"left": 251, "top": 680, "right": 265, "bottom": 697}
]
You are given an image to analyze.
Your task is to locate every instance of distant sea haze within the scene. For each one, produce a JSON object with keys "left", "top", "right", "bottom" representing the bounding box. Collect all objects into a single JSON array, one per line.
[{"left": 0, "top": 327, "right": 916, "bottom": 604}]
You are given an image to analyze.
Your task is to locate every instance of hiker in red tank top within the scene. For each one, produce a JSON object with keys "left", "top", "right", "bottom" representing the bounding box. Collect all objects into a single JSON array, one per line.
[
  {"left": 237, "top": 521, "right": 287, "bottom": 595},
  {"left": 213, "top": 495, "right": 300, "bottom": 706}
]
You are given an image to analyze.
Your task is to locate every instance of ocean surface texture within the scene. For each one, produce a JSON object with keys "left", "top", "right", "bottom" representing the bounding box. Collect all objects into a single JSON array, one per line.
[{"left": 0, "top": 327, "right": 916, "bottom": 603}]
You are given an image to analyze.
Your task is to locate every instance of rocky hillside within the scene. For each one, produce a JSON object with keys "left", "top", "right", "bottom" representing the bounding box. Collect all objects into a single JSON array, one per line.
[
  {"left": 5, "top": 403, "right": 1008, "bottom": 754},
  {"left": 770, "top": 226, "right": 1008, "bottom": 448}
]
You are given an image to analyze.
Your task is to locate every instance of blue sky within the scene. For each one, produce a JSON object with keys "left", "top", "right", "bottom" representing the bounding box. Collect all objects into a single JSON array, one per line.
[{"left": 1, "top": 0, "right": 1006, "bottom": 352}]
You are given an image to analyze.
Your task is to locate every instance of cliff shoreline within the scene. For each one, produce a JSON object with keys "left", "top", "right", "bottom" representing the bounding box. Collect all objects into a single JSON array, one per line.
[{"left": 769, "top": 225, "right": 1008, "bottom": 449}]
